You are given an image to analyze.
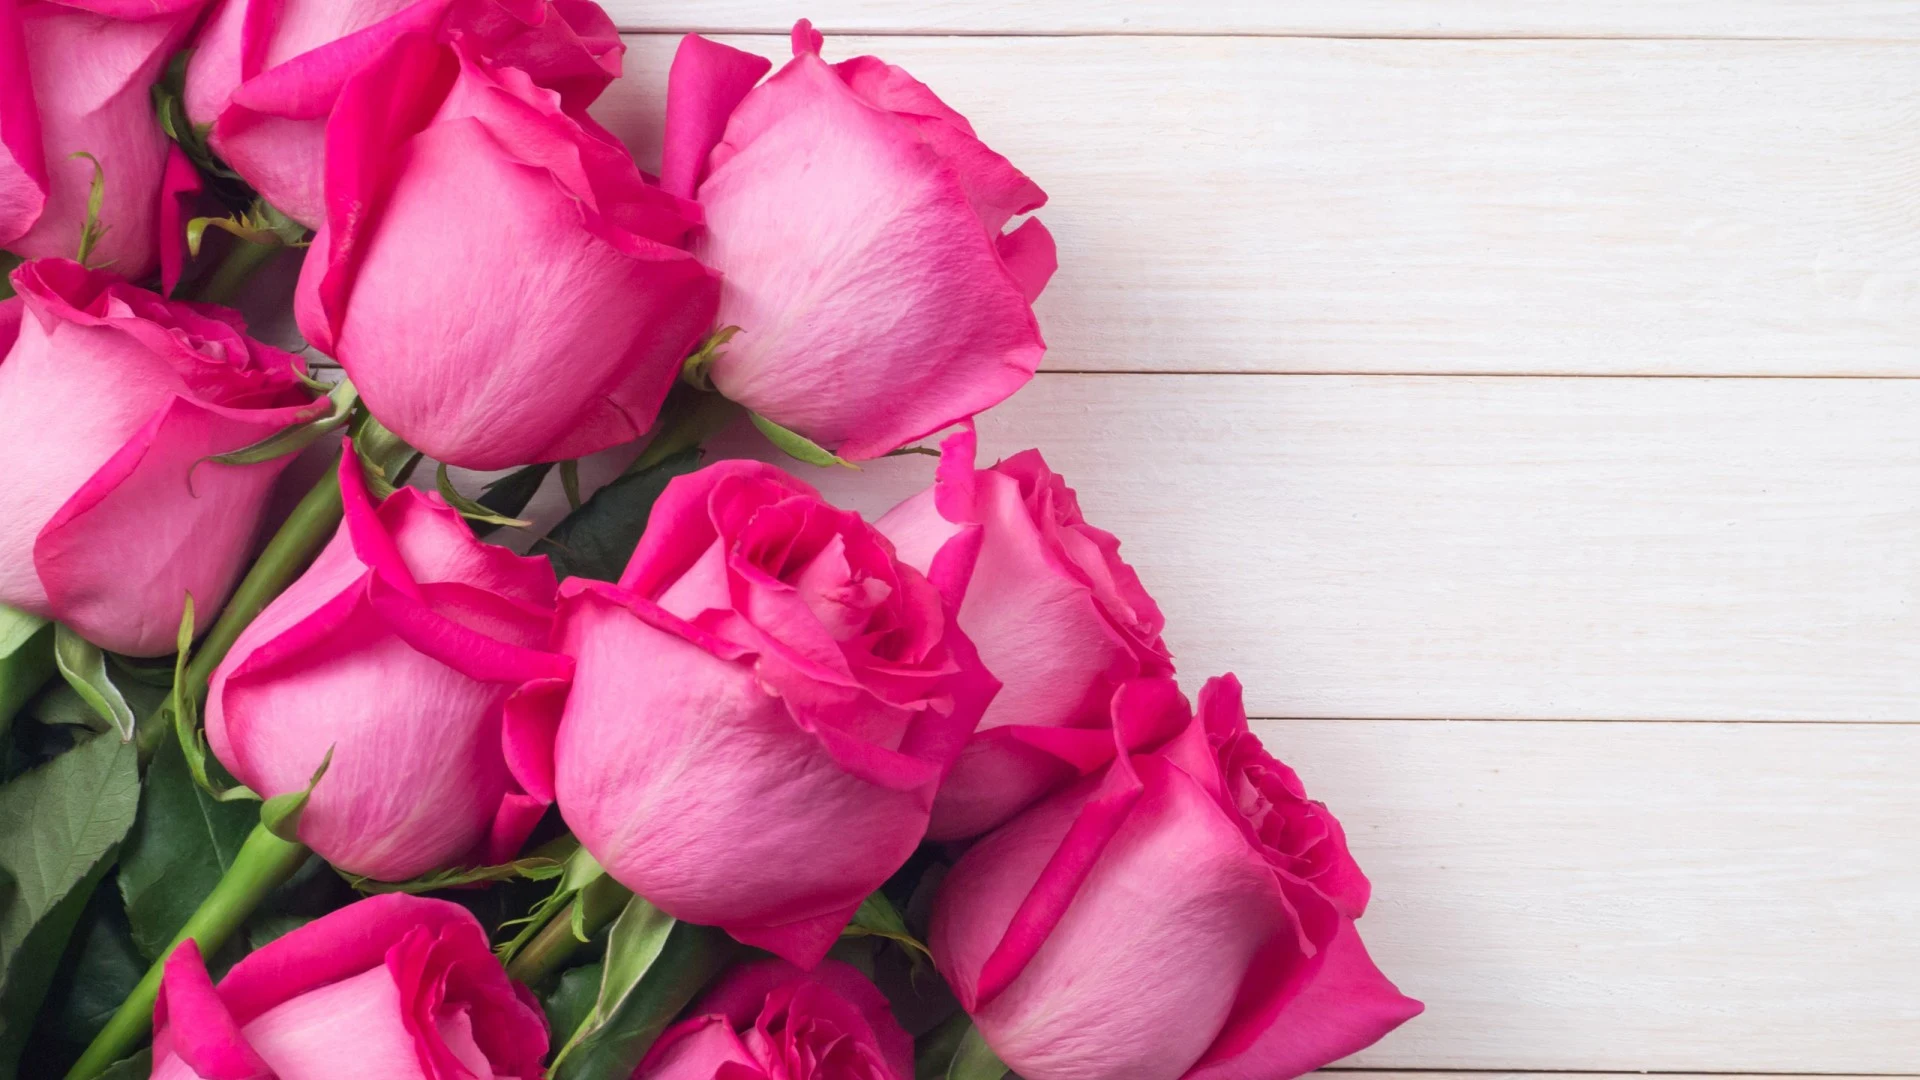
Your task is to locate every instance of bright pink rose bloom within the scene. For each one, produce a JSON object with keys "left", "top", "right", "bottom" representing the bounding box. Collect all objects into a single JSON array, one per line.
[
  {"left": 0, "top": 259, "right": 315, "bottom": 655},
  {"left": 661, "top": 22, "right": 1057, "bottom": 461},
  {"left": 635, "top": 959, "right": 912, "bottom": 1080},
  {"left": 932, "top": 676, "right": 1421, "bottom": 1080},
  {"left": 507, "top": 460, "right": 994, "bottom": 968},
  {"left": 293, "top": 30, "right": 718, "bottom": 470},
  {"left": 1, "top": 0, "right": 206, "bottom": 277},
  {"left": 206, "top": 448, "right": 565, "bottom": 881},
  {"left": 879, "top": 426, "right": 1172, "bottom": 840},
  {"left": 183, "top": 0, "right": 622, "bottom": 227},
  {"left": 150, "top": 894, "right": 547, "bottom": 1080}
]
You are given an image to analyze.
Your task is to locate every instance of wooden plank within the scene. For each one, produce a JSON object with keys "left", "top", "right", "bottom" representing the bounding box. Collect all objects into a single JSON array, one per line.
[
  {"left": 1279, "top": 720, "right": 1920, "bottom": 1071},
  {"left": 1278, "top": 721, "right": 1920, "bottom": 1071},
  {"left": 1324, "top": 1075, "right": 1908, "bottom": 1080},
  {"left": 698, "top": 373, "right": 1920, "bottom": 723},
  {"left": 597, "top": 0, "right": 1920, "bottom": 39},
  {"left": 592, "top": 35, "right": 1920, "bottom": 377}
]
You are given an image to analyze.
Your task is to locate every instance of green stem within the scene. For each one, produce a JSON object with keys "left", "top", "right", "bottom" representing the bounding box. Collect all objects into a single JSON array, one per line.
[
  {"left": 505, "top": 874, "right": 633, "bottom": 987},
  {"left": 192, "top": 239, "right": 281, "bottom": 305},
  {"left": 134, "top": 460, "right": 346, "bottom": 762},
  {"left": 63, "top": 824, "right": 311, "bottom": 1080}
]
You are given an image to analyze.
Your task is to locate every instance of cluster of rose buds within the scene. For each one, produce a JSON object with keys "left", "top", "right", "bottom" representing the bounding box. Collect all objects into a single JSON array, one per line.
[{"left": 1, "top": 4, "right": 1418, "bottom": 1080}]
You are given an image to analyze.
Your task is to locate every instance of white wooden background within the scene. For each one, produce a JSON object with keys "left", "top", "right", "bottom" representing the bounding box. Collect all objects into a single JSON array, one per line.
[{"left": 582, "top": 4, "right": 1920, "bottom": 1074}]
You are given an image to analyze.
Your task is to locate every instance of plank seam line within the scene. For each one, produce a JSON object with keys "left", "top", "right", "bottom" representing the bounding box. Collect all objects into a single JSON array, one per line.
[
  {"left": 614, "top": 28, "right": 1920, "bottom": 44},
  {"left": 1320, "top": 1071, "right": 1920, "bottom": 1078}
]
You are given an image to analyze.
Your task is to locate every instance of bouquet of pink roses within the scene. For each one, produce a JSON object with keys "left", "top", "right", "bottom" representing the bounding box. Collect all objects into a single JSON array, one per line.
[{"left": 0, "top": 3, "right": 1419, "bottom": 1078}]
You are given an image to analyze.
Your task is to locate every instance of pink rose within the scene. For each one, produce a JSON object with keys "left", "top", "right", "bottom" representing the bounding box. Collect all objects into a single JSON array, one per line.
[
  {"left": 931, "top": 676, "right": 1421, "bottom": 1080},
  {"left": 506, "top": 461, "right": 995, "bottom": 967},
  {"left": 184, "top": 0, "right": 623, "bottom": 227},
  {"left": 661, "top": 22, "right": 1057, "bottom": 460},
  {"left": 1, "top": 0, "right": 206, "bottom": 278},
  {"left": 0, "top": 259, "right": 315, "bottom": 655},
  {"left": 151, "top": 894, "right": 547, "bottom": 1080},
  {"left": 293, "top": 30, "right": 719, "bottom": 470},
  {"left": 635, "top": 959, "right": 912, "bottom": 1080},
  {"left": 878, "top": 427, "right": 1172, "bottom": 840},
  {"left": 206, "top": 448, "right": 565, "bottom": 881}
]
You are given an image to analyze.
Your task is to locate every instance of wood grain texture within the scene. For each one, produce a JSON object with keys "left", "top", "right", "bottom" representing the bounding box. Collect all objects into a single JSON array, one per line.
[
  {"left": 1267, "top": 720, "right": 1919, "bottom": 1071},
  {"left": 701, "top": 373, "right": 1920, "bottom": 723},
  {"left": 597, "top": 0, "right": 1920, "bottom": 39},
  {"left": 594, "top": 35, "right": 1920, "bottom": 377}
]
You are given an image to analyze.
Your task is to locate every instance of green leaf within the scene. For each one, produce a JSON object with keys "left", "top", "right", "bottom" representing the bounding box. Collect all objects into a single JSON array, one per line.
[
  {"left": 0, "top": 605, "right": 53, "bottom": 741},
  {"left": 259, "top": 746, "right": 332, "bottom": 843},
  {"left": 52, "top": 627, "right": 134, "bottom": 741},
  {"left": 27, "top": 874, "right": 144, "bottom": 1056},
  {"left": 473, "top": 463, "right": 555, "bottom": 538},
  {"left": 540, "top": 962, "right": 603, "bottom": 1057},
  {"left": 117, "top": 735, "right": 257, "bottom": 960},
  {"left": 0, "top": 732, "right": 139, "bottom": 1076},
  {"left": 534, "top": 449, "right": 704, "bottom": 582},
  {"left": 842, "top": 890, "right": 932, "bottom": 961},
  {"left": 438, "top": 464, "right": 531, "bottom": 529},
  {"left": 346, "top": 855, "right": 563, "bottom": 895},
  {"left": 750, "top": 412, "right": 858, "bottom": 469},
  {"left": 0, "top": 252, "right": 21, "bottom": 300},
  {"left": 947, "top": 1023, "right": 1010, "bottom": 1080},
  {"left": 549, "top": 899, "right": 733, "bottom": 1080}
]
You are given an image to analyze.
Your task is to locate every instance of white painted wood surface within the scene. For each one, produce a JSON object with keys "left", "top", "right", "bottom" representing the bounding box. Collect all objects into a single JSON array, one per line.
[
  {"left": 1264, "top": 720, "right": 1920, "bottom": 1072},
  {"left": 599, "top": 1, "right": 1920, "bottom": 39},
  {"left": 596, "top": 36, "right": 1920, "bottom": 376},
  {"left": 579, "top": 9, "right": 1920, "bottom": 1073}
]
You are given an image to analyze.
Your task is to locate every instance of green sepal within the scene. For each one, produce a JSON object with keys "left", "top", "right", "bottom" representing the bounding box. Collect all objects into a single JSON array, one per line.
[
  {"left": 679, "top": 325, "right": 740, "bottom": 391},
  {"left": 185, "top": 199, "right": 307, "bottom": 258},
  {"left": 69, "top": 152, "right": 110, "bottom": 267},
  {"left": 199, "top": 379, "right": 354, "bottom": 472},
  {"left": 0, "top": 604, "right": 54, "bottom": 738},
  {"left": 559, "top": 459, "right": 583, "bottom": 510},
  {"left": 750, "top": 412, "right": 858, "bottom": 469},
  {"left": 841, "top": 889, "right": 933, "bottom": 962},
  {"left": 346, "top": 855, "right": 564, "bottom": 895},
  {"left": 495, "top": 844, "right": 603, "bottom": 963},
  {"left": 166, "top": 596, "right": 258, "bottom": 803},
  {"left": 0, "top": 251, "right": 21, "bottom": 299},
  {"left": 548, "top": 897, "right": 734, "bottom": 1080},
  {"left": 438, "top": 463, "right": 532, "bottom": 529},
  {"left": 946, "top": 1023, "right": 1010, "bottom": 1080},
  {"left": 52, "top": 626, "right": 134, "bottom": 741},
  {"left": 471, "top": 463, "right": 555, "bottom": 539},
  {"left": 259, "top": 746, "right": 332, "bottom": 843}
]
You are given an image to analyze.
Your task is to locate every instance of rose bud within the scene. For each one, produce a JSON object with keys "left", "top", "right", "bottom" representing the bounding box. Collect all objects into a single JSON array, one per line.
[
  {"left": 635, "top": 959, "right": 913, "bottom": 1080},
  {"left": 660, "top": 22, "right": 1057, "bottom": 461},
  {"left": 206, "top": 447, "right": 566, "bottom": 882},
  {"left": 932, "top": 676, "right": 1421, "bottom": 1080},
  {"left": 294, "top": 30, "right": 719, "bottom": 470},
  {"left": 150, "top": 894, "right": 547, "bottom": 1080},
  {"left": 506, "top": 461, "right": 995, "bottom": 967},
  {"left": 1, "top": 0, "right": 207, "bottom": 277},
  {"left": 879, "top": 426, "right": 1173, "bottom": 840},
  {"left": 184, "top": 0, "right": 623, "bottom": 227},
  {"left": 0, "top": 260, "right": 317, "bottom": 656}
]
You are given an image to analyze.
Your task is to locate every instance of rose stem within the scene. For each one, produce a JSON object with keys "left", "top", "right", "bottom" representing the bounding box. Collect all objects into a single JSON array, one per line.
[
  {"left": 63, "top": 823, "right": 311, "bottom": 1080},
  {"left": 506, "top": 874, "right": 635, "bottom": 987},
  {"left": 192, "top": 237, "right": 283, "bottom": 306},
  {"left": 133, "top": 457, "right": 345, "bottom": 763}
]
